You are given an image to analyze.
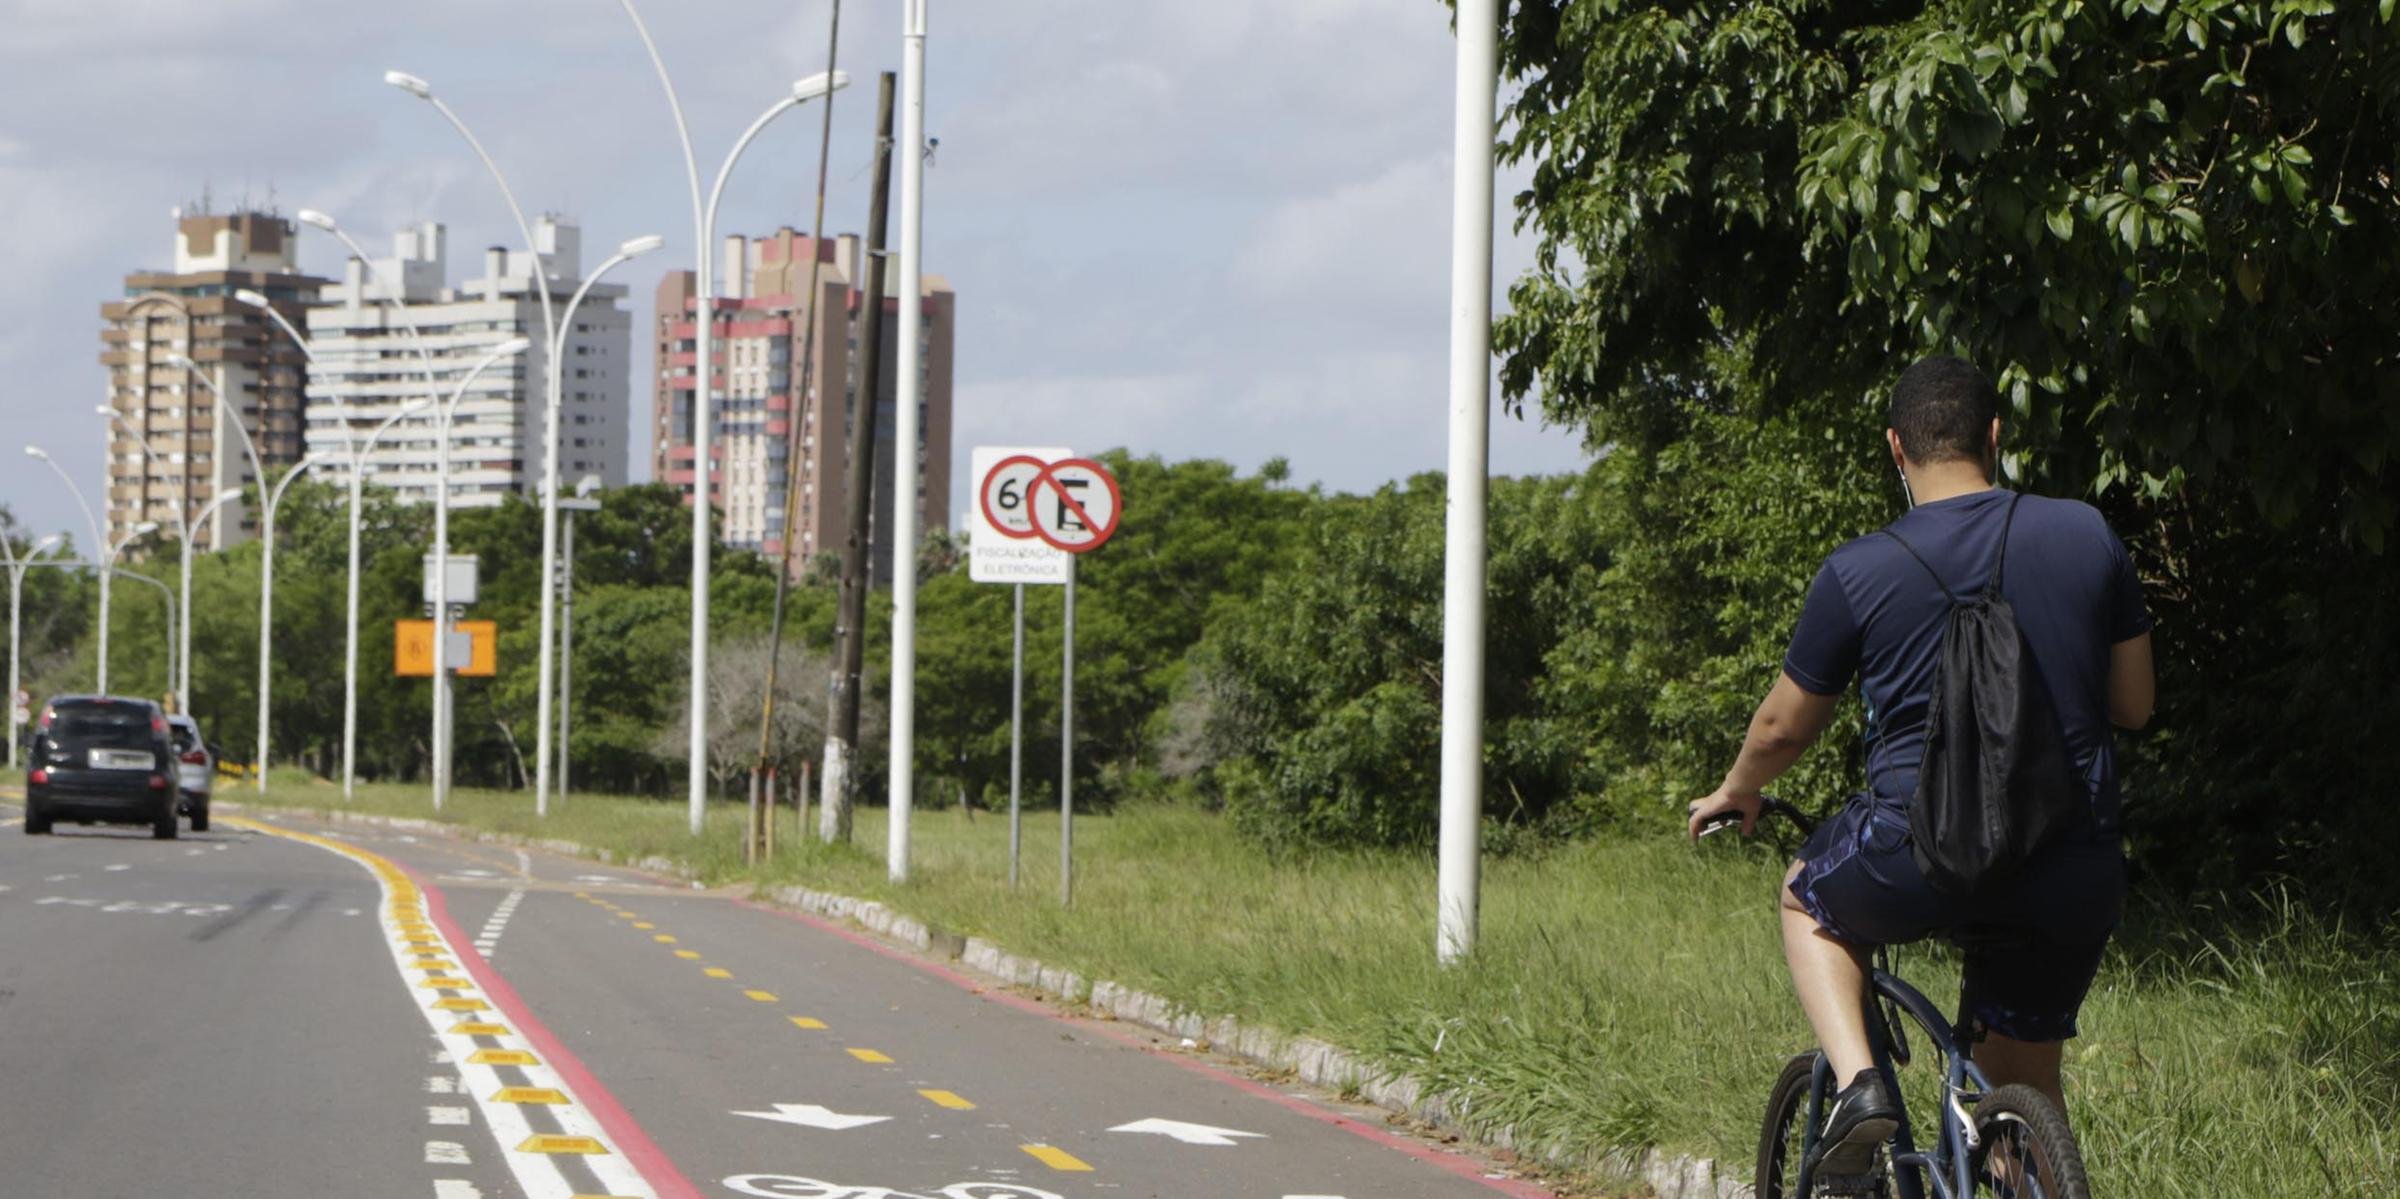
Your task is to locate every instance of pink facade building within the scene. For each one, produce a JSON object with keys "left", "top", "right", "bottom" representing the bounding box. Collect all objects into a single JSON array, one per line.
[{"left": 653, "top": 228, "right": 953, "bottom": 575}]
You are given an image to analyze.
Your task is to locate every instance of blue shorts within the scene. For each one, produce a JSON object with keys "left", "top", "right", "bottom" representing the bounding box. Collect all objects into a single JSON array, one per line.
[{"left": 1790, "top": 796, "right": 2125, "bottom": 1043}]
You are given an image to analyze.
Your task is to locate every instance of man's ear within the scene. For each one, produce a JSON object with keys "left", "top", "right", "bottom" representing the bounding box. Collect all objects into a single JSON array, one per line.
[
  {"left": 1887, "top": 428, "right": 1908, "bottom": 472},
  {"left": 1987, "top": 418, "right": 2003, "bottom": 478}
]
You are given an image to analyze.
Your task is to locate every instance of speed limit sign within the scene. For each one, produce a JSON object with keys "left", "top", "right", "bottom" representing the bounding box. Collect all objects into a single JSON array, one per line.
[{"left": 970, "top": 446, "right": 1072, "bottom": 584}]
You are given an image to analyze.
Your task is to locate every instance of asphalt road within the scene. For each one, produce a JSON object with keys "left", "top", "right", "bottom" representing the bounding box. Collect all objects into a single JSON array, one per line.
[{"left": 0, "top": 799, "right": 1559, "bottom": 1199}]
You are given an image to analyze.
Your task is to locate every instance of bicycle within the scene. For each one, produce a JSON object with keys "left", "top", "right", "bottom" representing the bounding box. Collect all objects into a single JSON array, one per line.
[{"left": 1700, "top": 797, "right": 2093, "bottom": 1199}]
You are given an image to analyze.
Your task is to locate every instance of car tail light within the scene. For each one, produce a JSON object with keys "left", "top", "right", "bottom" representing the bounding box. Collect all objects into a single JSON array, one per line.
[
  {"left": 149, "top": 774, "right": 169, "bottom": 791},
  {"left": 180, "top": 749, "right": 207, "bottom": 765},
  {"left": 152, "top": 715, "right": 168, "bottom": 735},
  {"left": 28, "top": 768, "right": 47, "bottom": 784}
]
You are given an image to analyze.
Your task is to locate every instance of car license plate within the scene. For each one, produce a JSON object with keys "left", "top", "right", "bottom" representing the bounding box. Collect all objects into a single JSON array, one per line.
[{"left": 90, "top": 749, "right": 152, "bottom": 770}]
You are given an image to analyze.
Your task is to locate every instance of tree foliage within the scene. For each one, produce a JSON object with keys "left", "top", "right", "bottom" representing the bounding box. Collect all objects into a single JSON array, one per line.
[{"left": 1490, "top": 0, "right": 2400, "bottom": 903}]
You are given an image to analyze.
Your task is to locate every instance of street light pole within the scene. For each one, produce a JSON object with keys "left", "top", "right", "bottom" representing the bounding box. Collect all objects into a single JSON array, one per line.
[
  {"left": 24, "top": 446, "right": 113, "bottom": 691},
  {"left": 557, "top": 475, "right": 601, "bottom": 806},
  {"left": 1437, "top": 0, "right": 1500, "bottom": 965},
  {"left": 254, "top": 455, "right": 332, "bottom": 792},
  {"left": 167, "top": 354, "right": 272, "bottom": 784},
  {"left": 96, "top": 408, "right": 196, "bottom": 711},
  {"left": 620, "top": 0, "right": 848, "bottom": 834},
  {"left": 284, "top": 213, "right": 448, "bottom": 801},
  {"left": 429, "top": 338, "right": 533, "bottom": 809},
  {"left": 888, "top": 0, "right": 930, "bottom": 882},
  {"left": 5, "top": 533, "right": 65, "bottom": 767}
]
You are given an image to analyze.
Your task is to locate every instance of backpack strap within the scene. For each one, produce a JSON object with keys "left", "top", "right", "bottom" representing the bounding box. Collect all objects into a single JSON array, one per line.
[
  {"left": 1987, "top": 492, "right": 2025, "bottom": 597},
  {"left": 1880, "top": 528, "right": 1959, "bottom": 604}
]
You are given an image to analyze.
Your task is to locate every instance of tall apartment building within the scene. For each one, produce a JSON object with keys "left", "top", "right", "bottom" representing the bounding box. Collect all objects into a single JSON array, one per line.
[
  {"left": 652, "top": 227, "right": 954, "bottom": 576},
  {"left": 99, "top": 209, "right": 327, "bottom": 549},
  {"left": 303, "top": 217, "right": 631, "bottom": 508}
]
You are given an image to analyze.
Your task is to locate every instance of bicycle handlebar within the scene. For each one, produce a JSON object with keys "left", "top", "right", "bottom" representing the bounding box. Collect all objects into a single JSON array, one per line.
[{"left": 1695, "top": 794, "right": 1818, "bottom": 839}]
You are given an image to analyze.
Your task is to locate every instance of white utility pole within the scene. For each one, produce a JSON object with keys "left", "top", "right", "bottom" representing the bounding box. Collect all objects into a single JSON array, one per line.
[
  {"left": 1436, "top": 0, "right": 1499, "bottom": 965},
  {"left": 887, "top": 0, "right": 930, "bottom": 883}
]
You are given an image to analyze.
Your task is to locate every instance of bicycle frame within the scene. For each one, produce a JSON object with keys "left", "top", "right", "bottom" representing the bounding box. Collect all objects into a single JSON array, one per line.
[{"left": 1791, "top": 957, "right": 1994, "bottom": 1199}]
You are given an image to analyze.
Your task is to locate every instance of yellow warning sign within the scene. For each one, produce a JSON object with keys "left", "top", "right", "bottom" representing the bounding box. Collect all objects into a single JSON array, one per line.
[{"left": 395, "top": 620, "right": 498, "bottom": 677}]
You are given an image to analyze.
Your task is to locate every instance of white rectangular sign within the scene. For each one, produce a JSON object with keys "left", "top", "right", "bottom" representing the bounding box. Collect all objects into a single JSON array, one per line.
[
  {"left": 969, "top": 444, "right": 1072, "bottom": 585},
  {"left": 420, "top": 554, "right": 480, "bottom": 606}
]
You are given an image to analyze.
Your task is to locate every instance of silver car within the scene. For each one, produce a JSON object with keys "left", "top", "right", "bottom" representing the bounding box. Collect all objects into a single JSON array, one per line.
[{"left": 166, "top": 714, "right": 213, "bottom": 832}]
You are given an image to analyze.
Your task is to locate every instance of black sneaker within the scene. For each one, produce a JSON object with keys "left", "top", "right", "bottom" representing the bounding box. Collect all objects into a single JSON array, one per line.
[{"left": 1814, "top": 1069, "right": 1899, "bottom": 1176}]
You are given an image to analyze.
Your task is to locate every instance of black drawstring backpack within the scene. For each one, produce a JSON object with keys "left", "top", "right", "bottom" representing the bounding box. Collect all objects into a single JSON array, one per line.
[{"left": 1882, "top": 494, "right": 2086, "bottom": 896}]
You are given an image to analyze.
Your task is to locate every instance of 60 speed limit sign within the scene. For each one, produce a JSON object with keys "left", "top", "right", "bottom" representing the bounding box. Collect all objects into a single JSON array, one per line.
[{"left": 980, "top": 455, "right": 1121, "bottom": 553}]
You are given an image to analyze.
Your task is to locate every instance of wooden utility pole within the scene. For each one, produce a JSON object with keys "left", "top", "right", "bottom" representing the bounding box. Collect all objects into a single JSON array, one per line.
[{"left": 819, "top": 70, "right": 897, "bottom": 845}]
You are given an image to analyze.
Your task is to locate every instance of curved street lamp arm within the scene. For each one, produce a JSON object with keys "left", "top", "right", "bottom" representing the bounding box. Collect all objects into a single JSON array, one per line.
[
  {"left": 29, "top": 453, "right": 103, "bottom": 557},
  {"left": 267, "top": 454, "right": 334, "bottom": 517},
  {"left": 194, "top": 489, "right": 243, "bottom": 528},
  {"left": 705, "top": 96, "right": 804, "bottom": 241},
  {"left": 617, "top": 0, "right": 705, "bottom": 232},
  {"left": 236, "top": 295, "right": 319, "bottom": 365},
  {"left": 178, "top": 367, "right": 267, "bottom": 488},
  {"left": 413, "top": 91, "right": 556, "bottom": 341}
]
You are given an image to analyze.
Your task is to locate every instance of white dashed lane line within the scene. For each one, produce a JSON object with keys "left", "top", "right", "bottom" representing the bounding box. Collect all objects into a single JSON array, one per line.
[{"left": 474, "top": 889, "right": 527, "bottom": 958}]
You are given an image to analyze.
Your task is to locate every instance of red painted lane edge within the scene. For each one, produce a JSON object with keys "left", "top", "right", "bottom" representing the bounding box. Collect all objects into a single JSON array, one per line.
[
  {"left": 728, "top": 896, "right": 1558, "bottom": 1199},
  {"left": 402, "top": 860, "right": 706, "bottom": 1199}
]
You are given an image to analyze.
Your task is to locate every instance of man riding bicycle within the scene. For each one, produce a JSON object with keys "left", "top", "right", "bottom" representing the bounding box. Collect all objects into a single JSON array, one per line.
[{"left": 1687, "top": 357, "right": 2155, "bottom": 1174}]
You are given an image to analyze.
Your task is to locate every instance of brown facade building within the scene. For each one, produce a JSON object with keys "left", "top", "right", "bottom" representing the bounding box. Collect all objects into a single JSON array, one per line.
[
  {"left": 99, "top": 211, "right": 326, "bottom": 549},
  {"left": 653, "top": 228, "right": 954, "bottom": 579}
]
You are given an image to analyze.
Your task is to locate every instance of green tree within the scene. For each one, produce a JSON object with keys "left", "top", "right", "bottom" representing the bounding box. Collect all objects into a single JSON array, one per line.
[{"left": 1488, "top": 0, "right": 2400, "bottom": 901}]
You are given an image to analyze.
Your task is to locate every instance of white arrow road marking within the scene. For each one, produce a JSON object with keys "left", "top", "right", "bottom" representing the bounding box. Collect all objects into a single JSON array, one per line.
[
  {"left": 732, "top": 1103, "right": 892, "bottom": 1131},
  {"left": 1108, "top": 1118, "right": 1267, "bottom": 1147}
]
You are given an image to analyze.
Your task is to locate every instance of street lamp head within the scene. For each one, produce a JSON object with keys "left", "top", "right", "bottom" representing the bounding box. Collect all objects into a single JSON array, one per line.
[
  {"left": 575, "top": 474, "right": 602, "bottom": 499},
  {"left": 93, "top": 404, "right": 116, "bottom": 418},
  {"left": 296, "top": 208, "right": 339, "bottom": 232},
  {"left": 496, "top": 337, "right": 532, "bottom": 355},
  {"left": 163, "top": 353, "right": 196, "bottom": 371},
  {"left": 618, "top": 234, "right": 665, "bottom": 259},
  {"left": 132, "top": 522, "right": 160, "bottom": 537},
  {"left": 24, "top": 445, "right": 49, "bottom": 461},
  {"left": 793, "top": 71, "right": 849, "bottom": 101},
  {"left": 233, "top": 288, "right": 272, "bottom": 309},
  {"left": 33, "top": 534, "right": 62, "bottom": 554},
  {"left": 384, "top": 70, "right": 434, "bottom": 99}
]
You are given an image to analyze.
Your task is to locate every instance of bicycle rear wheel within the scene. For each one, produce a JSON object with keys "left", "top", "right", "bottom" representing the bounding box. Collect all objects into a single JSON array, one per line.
[
  {"left": 1754, "top": 1053, "right": 1818, "bottom": 1198},
  {"left": 1973, "top": 1085, "right": 2092, "bottom": 1199}
]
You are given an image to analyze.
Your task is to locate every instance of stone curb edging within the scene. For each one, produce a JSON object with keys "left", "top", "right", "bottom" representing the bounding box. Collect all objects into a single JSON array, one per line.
[{"left": 228, "top": 801, "right": 1748, "bottom": 1198}]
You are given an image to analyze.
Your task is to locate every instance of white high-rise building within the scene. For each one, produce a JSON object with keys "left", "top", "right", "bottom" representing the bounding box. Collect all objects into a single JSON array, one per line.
[{"left": 303, "top": 217, "right": 630, "bottom": 508}]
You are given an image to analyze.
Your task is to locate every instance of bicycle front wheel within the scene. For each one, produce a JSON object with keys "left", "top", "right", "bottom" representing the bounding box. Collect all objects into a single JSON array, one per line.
[
  {"left": 1755, "top": 1053, "right": 1819, "bottom": 1198},
  {"left": 1974, "top": 1085, "right": 2092, "bottom": 1199}
]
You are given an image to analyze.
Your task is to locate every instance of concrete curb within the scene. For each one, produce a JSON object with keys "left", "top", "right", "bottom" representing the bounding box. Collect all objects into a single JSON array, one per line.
[{"left": 231, "top": 801, "right": 1748, "bottom": 1198}]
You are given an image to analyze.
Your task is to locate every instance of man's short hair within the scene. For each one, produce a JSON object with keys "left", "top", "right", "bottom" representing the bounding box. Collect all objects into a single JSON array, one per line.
[{"left": 1888, "top": 356, "right": 1999, "bottom": 465}]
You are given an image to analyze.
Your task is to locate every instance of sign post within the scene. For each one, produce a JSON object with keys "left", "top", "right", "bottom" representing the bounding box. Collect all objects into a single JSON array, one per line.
[
  {"left": 973, "top": 446, "right": 1070, "bottom": 889},
  {"left": 975, "top": 449, "right": 1120, "bottom": 906}
]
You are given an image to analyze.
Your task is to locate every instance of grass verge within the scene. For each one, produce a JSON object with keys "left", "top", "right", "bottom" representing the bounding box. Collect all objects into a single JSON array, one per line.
[{"left": 238, "top": 778, "right": 2395, "bottom": 1197}]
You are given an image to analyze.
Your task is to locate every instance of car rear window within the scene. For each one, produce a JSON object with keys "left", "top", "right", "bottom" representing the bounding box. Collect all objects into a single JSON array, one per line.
[{"left": 48, "top": 708, "right": 158, "bottom": 750}]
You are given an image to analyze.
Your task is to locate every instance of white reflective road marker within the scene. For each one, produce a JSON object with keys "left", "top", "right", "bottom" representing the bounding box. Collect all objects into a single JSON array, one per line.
[
  {"left": 428, "top": 1105, "right": 471, "bottom": 1125},
  {"left": 1108, "top": 1118, "right": 1267, "bottom": 1147},
  {"left": 426, "top": 1142, "right": 471, "bottom": 1164},
  {"left": 731, "top": 1103, "right": 893, "bottom": 1131}
]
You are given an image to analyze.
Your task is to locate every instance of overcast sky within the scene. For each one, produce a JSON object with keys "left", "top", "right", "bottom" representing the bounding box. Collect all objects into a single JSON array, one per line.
[{"left": 0, "top": 0, "right": 1590, "bottom": 545}]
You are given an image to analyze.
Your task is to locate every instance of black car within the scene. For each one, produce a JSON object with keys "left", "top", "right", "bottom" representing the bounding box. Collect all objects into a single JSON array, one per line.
[{"left": 23, "top": 695, "right": 180, "bottom": 839}]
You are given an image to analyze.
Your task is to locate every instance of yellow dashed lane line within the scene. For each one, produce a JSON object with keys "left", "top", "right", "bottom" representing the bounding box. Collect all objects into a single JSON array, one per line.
[
  {"left": 789, "top": 1016, "right": 827, "bottom": 1030},
  {"left": 846, "top": 1047, "right": 893, "bottom": 1064},
  {"left": 919, "top": 1089, "right": 976, "bottom": 1110},
  {"left": 1021, "top": 1144, "right": 1094, "bottom": 1172},
  {"left": 703, "top": 967, "right": 733, "bottom": 979}
]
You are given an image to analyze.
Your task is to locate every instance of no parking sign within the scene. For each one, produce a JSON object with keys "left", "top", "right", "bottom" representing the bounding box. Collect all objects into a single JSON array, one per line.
[{"left": 982, "top": 456, "right": 1120, "bottom": 553}]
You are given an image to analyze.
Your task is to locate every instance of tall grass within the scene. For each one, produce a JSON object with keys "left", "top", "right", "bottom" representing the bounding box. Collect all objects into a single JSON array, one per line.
[{"left": 240, "top": 781, "right": 2396, "bottom": 1197}]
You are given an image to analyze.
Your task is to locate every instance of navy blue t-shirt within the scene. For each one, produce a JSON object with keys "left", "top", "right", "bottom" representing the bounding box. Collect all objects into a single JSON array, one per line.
[{"left": 1783, "top": 489, "right": 2152, "bottom": 832}]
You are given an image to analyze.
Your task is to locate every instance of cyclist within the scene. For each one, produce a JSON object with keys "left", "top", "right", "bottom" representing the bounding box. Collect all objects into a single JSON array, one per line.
[{"left": 1686, "top": 356, "right": 2155, "bottom": 1173}]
